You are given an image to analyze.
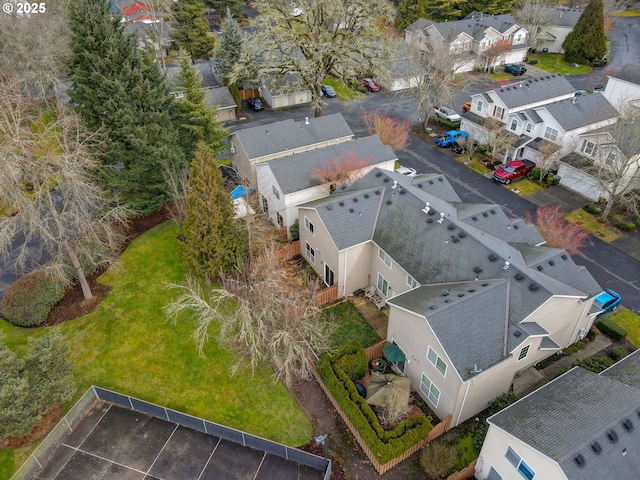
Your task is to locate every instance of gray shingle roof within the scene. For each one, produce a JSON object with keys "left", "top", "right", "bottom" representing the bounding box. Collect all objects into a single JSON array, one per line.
[
  {"left": 204, "top": 87, "right": 235, "bottom": 110},
  {"left": 549, "top": 7, "right": 583, "bottom": 27},
  {"left": 458, "top": 205, "right": 545, "bottom": 245},
  {"left": 266, "top": 136, "right": 396, "bottom": 195},
  {"left": 388, "top": 280, "right": 510, "bottom": 380},
  {"left": 489, "top": 359, "right": 640, "bottom": 480},
  {"left": 610, "top": 63, "right": 640, "bottom": 86},
  {"left": 539, "top": 93, "right": 619, "bottom": 131},
  {"left": 164, "top": 61, "right": 218, "bottom": 92},
  {"left": 560, "top": 151, "right": 592, "bottom": 168},
  {"left": 232, "top": 113, "right": 354, "bottom": 161},
  {"left": 492, "top": 74, "right": 575, "bottom": 108},
  {"left": 601, "top": 349, "right": 640, "bottom": 388}
]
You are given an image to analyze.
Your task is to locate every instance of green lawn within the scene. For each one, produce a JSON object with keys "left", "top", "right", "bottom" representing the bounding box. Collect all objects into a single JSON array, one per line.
[
  {"left": 527, "top": 53, "right": 592, "bottom": 74},
  {"left": 607, "top": 308, "right": 640, "bottom": 347},
  {"left": 455, "top": 153, "right": 490, "bottom": 175},
  {"left": 0, "top": 222, "right": 311, "bottom": 477},
  {"left": 321, "top": 300, "right": 381, "bottom": 348},
  {"left": 612, "top": 8, "right": 640, "bottom": 16},
  {"left": 504, "top": 179, "right": 544, "bottom": 196},
  {"left": 323, "top": 78, "right": 365, "bottom": 101},
  {"left": 565, "top": 209, "right": 622, "bottom": 243},
  {"left": 489, "top": 72, "right": 513, "bottom": 82}
]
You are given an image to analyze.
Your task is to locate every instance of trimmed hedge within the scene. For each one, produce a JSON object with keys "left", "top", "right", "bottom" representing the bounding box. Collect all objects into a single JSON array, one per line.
[
  {"left": 584, "top": 204, "right": 601, "bottom": 215},
  {"left": 596, "top": 318, "right": 627, "bottom": 341},
  {"left": 610, "top": 346, "right": 627, "bottom": 361},
  {"left": 317, "top": 341, "right": 432, "bottom": 464},
  {"left": 615, "top": 219, "right": 637, "bottom": 232},
  {"left": 2, "top": 268, "right": 65, "bottom": 326}
]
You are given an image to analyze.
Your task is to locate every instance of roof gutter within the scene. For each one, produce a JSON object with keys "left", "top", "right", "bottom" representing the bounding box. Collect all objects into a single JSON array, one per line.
[{"left": 503, "top": 281, "right": 511, "bottom": 358}]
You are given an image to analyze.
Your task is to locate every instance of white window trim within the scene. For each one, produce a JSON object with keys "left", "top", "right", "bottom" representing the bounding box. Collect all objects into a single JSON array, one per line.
[
  {"left": 377, "top": 273, "right": 389, "bottom": 296},
  {"left": 510, "top": 118, "right": 518, "bottom": 131},
  {"left": 305, "top": 242, "right": 315, "bottom": 265},
  {"left": 605, "top": 151, "right": 617, "bottom": 166},
  {"left": 272, "top": 185, "right": 280, "bottom": 199},
  {"left": 525, "top": 122, "right": 533, "bottom": 133},
  {"left": 304, "top": 216, "right": 315, "bottom": 235},
  {"left": 427, "top": 346, "right": 447, "bottom": 376},
  {"left": 505, "top": 446, "right": 535, "bottom": 479},
  {"left": 406, "top": 274, "right": 419, "bottom": 289},
  {"left": 476, "top": 100, "right": 483, "bottom": 113},
  {"left": 582, "top": 140, "right": 597, "bottom": 156},
  {"left": 420, "top": 373, "right": 440, "bottom": 407},
  {"left": 378, "top": 248, "right": 392, "bottom": 268},
  {"left": 517, "top": 344, "right": 531, "bottom": 361},
  {"left": 544, "top": 126, "right": 558, "bottom": 141}
]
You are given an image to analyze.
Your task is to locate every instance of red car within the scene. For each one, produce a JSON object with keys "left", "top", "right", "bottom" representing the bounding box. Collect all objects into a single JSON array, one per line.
[
  {"left": 462, "top": 101, "right": 471, "bottom": 112},
  {"left": 361, "top": 77, "right": 380, "bottom": 92}
]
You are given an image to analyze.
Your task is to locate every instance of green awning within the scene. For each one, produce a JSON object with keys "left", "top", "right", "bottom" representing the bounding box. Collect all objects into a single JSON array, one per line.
[{"left": 382, "top": 342, "right": 406, "bottom": 363}]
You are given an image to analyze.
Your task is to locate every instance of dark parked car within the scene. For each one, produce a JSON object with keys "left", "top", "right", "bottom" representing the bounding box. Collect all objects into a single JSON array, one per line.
[
  {"left": 594, "top": 289, "right": 622, "bottom": 316},
  {"left": 321, "top": 85, "right": 336, "bottom": 98},
  {"left": 361, "top": 77, "right": 380, "bottom": 92},
  {"left": 247, "top": 97, "right": 264, "bottom": 111},
  {"left": 593, "top": 84, "right": 606, "bottom": 91},
  {"left": 504, "top": 63, "right": 527, "bottom": 76}
]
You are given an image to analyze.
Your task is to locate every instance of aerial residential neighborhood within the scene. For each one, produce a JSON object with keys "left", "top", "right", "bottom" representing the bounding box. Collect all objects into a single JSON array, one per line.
[{"left": 0, "top": 1, "right": 639, "bottom": 479}]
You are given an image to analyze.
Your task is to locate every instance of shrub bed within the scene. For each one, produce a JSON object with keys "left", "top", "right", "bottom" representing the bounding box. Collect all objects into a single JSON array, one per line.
[
  {"left": 317, "top": 341, "right": 432, "bottom": 464},
  {"left": 1, "top": 268, "right": 65, "bottom": 326},
  {"left": 615, "top": 219, "right": 637, "bottom": 232},
  {"left": 596, "top": 318, "right": 627, "bottom": 341}
]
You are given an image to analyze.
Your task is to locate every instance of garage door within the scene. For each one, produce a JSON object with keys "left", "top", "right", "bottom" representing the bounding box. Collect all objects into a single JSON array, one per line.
[{"left": 558, "top": 163, "right": 603, "bottom": 201}]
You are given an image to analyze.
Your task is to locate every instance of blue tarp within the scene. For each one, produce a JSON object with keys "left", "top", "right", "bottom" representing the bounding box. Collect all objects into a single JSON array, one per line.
[{"left": 230, "top": 185, "right": 252, "bottom": 200}]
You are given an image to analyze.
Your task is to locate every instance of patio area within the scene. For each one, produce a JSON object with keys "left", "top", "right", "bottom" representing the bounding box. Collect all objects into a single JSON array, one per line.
[{"left": 349, "top": 294, "right": 389, "bottom": 339}]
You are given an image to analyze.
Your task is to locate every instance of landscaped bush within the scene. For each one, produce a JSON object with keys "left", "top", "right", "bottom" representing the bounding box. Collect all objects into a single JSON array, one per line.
[
  {"left": 420, "top": 441, "right": 457, "bottom": 478},
  {"left": 584, "top": 204, "right": 601, "bottom": 215},
  {"left": 453, "top": 433, "right": 478, "bottom": 470},
  {"left": 615, "top": 219, "right": 637, "bottom": 232},
  {"left": 610, "top": 346, "right": 627, "bottom": 361},
  {"left": 317, "top": 341, "right": 432, "bottom": 465},
  {"left": 563, "top": 341, "right": 587, "bottom": 355},
  {"left": 1, "top": 268, "right": 65, "bottom": 326},
  {"left": 575, "top": 355, "right": 615, "bottom": 373},
  {"left": 545, "top": 173, "right": 555, "bottom": 185},
  {"left": 289, "top": 218, "right": 300, "bottom": 241},
  {"left": 596, "top": 318, "right": 628, "bottom": 341},
  {"left": 527, "top": 59, "right": 539, "bottom": 65},
  {"left": 587, "top": 327, "right": 599, "bottom": 342}
]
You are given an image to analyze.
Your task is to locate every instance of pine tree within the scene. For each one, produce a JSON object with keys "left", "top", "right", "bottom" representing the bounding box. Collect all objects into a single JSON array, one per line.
[
  {"left": 562, "top": 0, "right": 606, "bottom": 63},
  {"left": 176, "top": 54, "right": 229, "bottom": 157},
  {"left": 214, "top": 8, "right": 244, "bottom": 78},
  {"left": 396, "top": 0, "right": 431, "bottom": 32},
  {"left": 0, "top": 333, "right": 75, "bottom": 439},
  {"left": 68, "top": 0, "right": 184, "bottom": 214},
  {"left": 172, "top": 0, "right": 216, "bottom": 60},
  {"left": 182, "top": 143, "right": 248, "bottom": 278}
]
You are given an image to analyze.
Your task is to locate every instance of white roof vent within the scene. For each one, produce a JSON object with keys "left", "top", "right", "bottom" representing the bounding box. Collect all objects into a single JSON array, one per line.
[
  {"left": 391, "top": 180, "right": 398, "bottom": 189},
  {"left": 422, "top": 202, "right": 431, "bottom": 214},
  {"left": 305, "top": 117, "right": 310, "bottom": 125},
  {"left": 437, "top": 212, "right": 445, "bottom": 224},
  {"left": 503, "top": 261, "right": 511, "bottom": 270}
]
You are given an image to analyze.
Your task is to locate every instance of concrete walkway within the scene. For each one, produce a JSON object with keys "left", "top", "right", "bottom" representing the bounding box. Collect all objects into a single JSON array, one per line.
[{"left": 513, "top": 334, "right": 612, "bottom": 397}]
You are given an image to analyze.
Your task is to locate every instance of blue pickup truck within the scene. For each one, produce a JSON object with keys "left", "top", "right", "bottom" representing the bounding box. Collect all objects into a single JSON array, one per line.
[{"left": 435, "top": 130, "right": 468, "bottom": 148}]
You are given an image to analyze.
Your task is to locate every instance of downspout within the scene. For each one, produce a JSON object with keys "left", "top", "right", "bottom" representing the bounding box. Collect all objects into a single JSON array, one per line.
[
  {"left": 503, "top": 281, "right": 511, "bottom": 358},
  {"left": 570, "top": 296, "right": 592, "bottom": 343},
  {"left": 342, "top": 249, "right": 348, "bottom": 297},
  {"left": 456, "top": 379, "right": 472, "bottom": 427}
]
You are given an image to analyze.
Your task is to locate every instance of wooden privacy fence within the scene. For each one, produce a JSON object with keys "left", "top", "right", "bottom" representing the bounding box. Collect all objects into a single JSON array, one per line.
[
  {"left": 448, "top": 459, "right": 477, "bottom": 480},
  {"left": 278, "top": 240, "right": 301, "bottom": 259},
  {"left": 365, "top": 340, "right": 386, "bottom": 362},
  {"left": 238, "top": 88, "right": 260, "bottom": 100},
  {"left": 314, "top": 285, "right": 338, "bottom": 307}
]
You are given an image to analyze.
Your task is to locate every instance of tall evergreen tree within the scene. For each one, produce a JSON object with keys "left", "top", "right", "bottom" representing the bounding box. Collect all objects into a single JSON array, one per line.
[
  {"left": 172, "top": 0, "right": 216, "bottom": 60},
  {"left": 396, "top": 0, "right": 431, "bottom": 32},
  {"left": 176, "top": 54, "right": 229, "bottom": 157},
  {"left": 214, "top": 8, "right": 244, "bottom": 78},
  {"left": 182, "top": 143, "right": 248, "bottom": 278},
  {"left": 562, "top": 0, "right": 606, "bottom": 63},
  {"left": 68, "top": 0, "right": 184, "bottom": 213}
]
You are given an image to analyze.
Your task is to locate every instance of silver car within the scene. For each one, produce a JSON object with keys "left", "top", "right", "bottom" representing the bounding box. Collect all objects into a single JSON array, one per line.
[{"left": 433, "top": 106, "right": 461, "bottom": 123}]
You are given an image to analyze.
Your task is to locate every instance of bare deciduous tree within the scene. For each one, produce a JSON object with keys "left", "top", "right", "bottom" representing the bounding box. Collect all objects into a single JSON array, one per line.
[
  {"left": 481, "top": 40, "right": 513, "bottom": 72},
  {"left": 164, "top": 244, "right": 335, "bottom": 388},
  {"left": 313, "top": 152, "right": 371, "bottom": 193},
  {"left": 236, "top": 0, "right": 397, "bottom": 117},
  {"left": 0, "top": 0, "right": 71, "bottom": 98},
  {"left": 484, "top": 117, "right": 516, "bottom": 162},
  {"left": 513, "top": 0, "right": 557, "bottom": 51},
  {"left": 0, "top": 84, "right": 130, "bottom": 300},
  {"left": 524, "top": 205, "right": 588, "bottom": 255},
  {"left": 534, "top": 139, "right": 561, "bottom": 180},
  {"left": 162, "top": 164, "right": 190, "bottom": 229},
  {"left": 363, "top": 110, "right": 410, "bottom": 151}
]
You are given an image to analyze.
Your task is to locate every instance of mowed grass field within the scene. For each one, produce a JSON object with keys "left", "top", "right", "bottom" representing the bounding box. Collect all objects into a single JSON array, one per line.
[{"left": 0, "top": 222, "right": 312, "bottom": 476}]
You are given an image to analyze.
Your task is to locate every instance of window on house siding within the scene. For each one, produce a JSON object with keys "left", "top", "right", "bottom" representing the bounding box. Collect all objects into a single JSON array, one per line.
[
  {"left": 406, "top": 274, "right": 419, "bottom": 289},
  {"left": 525, "top": 122, "right": 533, "bottom": 133},
  {"left": 605, "top": 152, "right": 618, "bottom": 166},
  {"left": 487, "top": 467, "right": 503, "bottom": 480},
  {"left": 272, "top": 185, "right": 280, "bottom": 199},
  {"left": 420, "top": 373, "right": 440, "bottom": 406},
  {"left": 505, "top": 446, "right": 535, "bottom": 479},
  {"left": 378, "top": 248, "right": 392, "bottom": 267},
  {"left": 377, "top": 273, "right": 389, "bottom": 296},
  {"left": 518, "top": 345, "right": 530, "bottom": 361},
  {"left": 464, "top": 40, "right": 471, "bottom": 50},
  {"left": 305, "top": 242, "right": 315, "bottom": 264},
  {"left": 582, "top": 140, "right": 598, "bottom": 156},
  {"left": 304, "top": 216, "right": 315, "bottom": 235},
  {"left": 427, "top": 347, "right": 447, "bottom": 376},
  {"left": 476, "top": 100, "right": 483, "bottom": 112},
  {"left": 510, "top": 119, "right": 518, "bottom": 131},
  {"left": 495, "top": 106, "right": 504, "bottom": 119},
  {"left": 544, "top": 126, "right": 558, "bottom": 141}
]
